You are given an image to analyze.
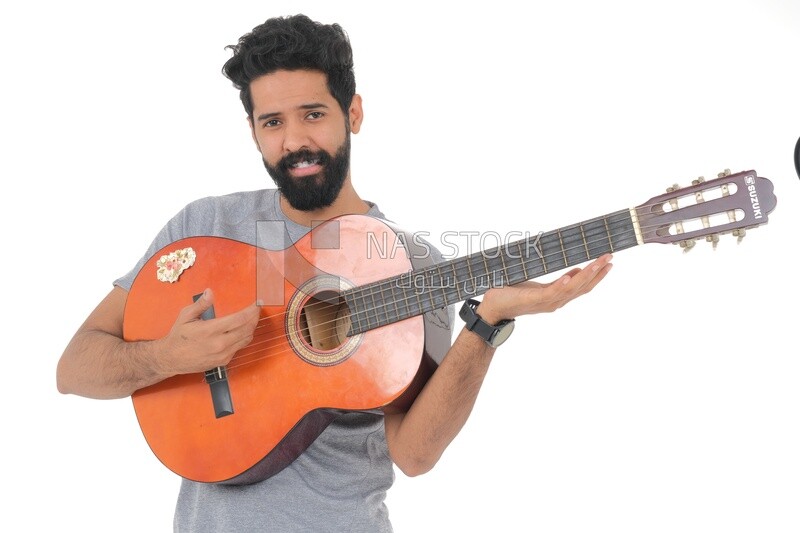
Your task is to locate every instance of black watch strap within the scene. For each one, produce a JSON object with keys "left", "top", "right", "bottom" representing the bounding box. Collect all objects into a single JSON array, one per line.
[{"left": 459, "top": 298, "right": 515, "bottom": 348}]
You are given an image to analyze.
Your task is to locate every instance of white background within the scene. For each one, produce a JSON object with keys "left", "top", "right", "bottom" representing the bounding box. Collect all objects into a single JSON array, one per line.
[{"left": 2, "top": 1, "right": 799, "bottom": 531}]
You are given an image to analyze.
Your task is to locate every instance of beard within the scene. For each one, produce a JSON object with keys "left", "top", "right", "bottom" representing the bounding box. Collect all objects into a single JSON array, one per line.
[{"left": 263, "top": 136, "right": 351, "bottom": 211}]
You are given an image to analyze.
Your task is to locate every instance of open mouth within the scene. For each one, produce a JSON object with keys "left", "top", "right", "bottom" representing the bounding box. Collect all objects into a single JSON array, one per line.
[
  {"left": 286, "top": 156, "right": 324, "bottom": 178},
  {"left": 292, "top": 158, "right": 320, "bottom": 169}
]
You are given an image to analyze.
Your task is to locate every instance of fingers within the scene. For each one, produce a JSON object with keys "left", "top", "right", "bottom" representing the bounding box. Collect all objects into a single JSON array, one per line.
[
  {"left": 177, "top": 287, "right": 216, "bottom": 323},
  {"left": 567, "top": 254, "right": 612, "bottom": 286},
  {"left": 549, "top": 254, "right": 613, "bottom": 304},
  {"left": 208, "top": 303, "right": 261, "bottom": 337},
  {"left": 193, "top": 304, "right": 260, "bottom": 363},
  {"left": 177, "top": 286, "right": 259, "bottom": 333},
  {"left": 164, "top": 295, "right": 261, "bottom": 375},
  {"left": 479, "top": 254, "right": 615, "bottom": 320},
  {"left": 518, "top": 255, "right": 613, "bottom": 313}
]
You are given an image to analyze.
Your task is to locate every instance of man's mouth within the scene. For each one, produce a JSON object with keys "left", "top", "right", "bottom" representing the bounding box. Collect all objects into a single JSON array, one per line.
[
  {"left": 288, "top": 157, "right": 322, "bottom": 177},
  {"left": 291, "top": 158, "right": 320, "bottom": 169}
]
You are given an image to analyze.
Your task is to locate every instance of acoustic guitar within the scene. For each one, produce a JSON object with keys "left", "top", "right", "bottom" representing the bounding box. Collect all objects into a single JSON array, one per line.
[{"left": 124, "top": 169, "right": 776, "bottom": 484}]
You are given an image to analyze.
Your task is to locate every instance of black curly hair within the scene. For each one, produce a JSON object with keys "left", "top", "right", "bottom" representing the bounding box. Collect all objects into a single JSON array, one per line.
[{"left": 222, "top": 14, "right": 356, "bottom": 119}]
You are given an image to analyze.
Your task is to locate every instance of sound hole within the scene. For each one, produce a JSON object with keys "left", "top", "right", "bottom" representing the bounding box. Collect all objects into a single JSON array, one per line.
[{"left": 298, "top": 290, "right": 351, "bottom": 351}]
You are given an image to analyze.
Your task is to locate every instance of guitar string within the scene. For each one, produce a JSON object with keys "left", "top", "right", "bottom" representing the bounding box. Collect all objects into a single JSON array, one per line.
[
  {"left": 219, "top": 211, "right": 714, "bottom": 373},
  {"left": 188, "top": 191, "right": 752, "bottom": 376},
  {"left": 223, "top": 243, "right": 611, "bottom": 372},
  {"left": 232, "top": 185, "right": 746, "bottom": 348},
  {"left": 248, "top": 200, "right": 735, "bottom": 335},
  {"left": 228, "top": 203, "right": 748, "bottom": 371}
]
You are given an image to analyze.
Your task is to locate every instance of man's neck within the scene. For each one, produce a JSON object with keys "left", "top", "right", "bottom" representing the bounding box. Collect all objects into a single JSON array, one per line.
[{"left": 278, "top": 182, "right": 371, "bottom": 227}]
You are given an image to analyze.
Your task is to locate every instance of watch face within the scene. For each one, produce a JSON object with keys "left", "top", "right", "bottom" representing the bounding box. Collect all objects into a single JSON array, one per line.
[{"left": 490, "top": 320, "right": 515, "bottom": 348}]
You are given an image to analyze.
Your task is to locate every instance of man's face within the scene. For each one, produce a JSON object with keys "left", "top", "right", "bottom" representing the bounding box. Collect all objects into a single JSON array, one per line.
[{"left": 249, "top": 70, "right": 359, "bottom": 211}]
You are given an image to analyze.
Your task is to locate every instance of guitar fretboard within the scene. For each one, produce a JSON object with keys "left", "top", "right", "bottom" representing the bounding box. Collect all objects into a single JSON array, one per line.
[{"left": 344, "top": 208, "right": 638, "bottom": 335}]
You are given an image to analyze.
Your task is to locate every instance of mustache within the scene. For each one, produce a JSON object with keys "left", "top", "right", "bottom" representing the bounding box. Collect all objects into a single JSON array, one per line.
[{"left": 278, "top": 149, "right": 332, "bottom": 173}]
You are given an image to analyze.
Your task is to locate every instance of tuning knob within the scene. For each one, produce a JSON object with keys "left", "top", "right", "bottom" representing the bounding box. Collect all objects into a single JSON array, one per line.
[
  {"left": 706, "top": 233, "right": 720, "bottom": 249},
  {"left": 679, "top": 239, "right": 696, "bottom": 252},
  {"left": 732, "top": 228, "right": 746, "bottom": 244}
]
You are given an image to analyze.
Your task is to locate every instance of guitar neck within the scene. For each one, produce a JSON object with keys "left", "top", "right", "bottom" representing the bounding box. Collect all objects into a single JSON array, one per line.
[{"left": 345, "top": 208, "right": 639, "bottom": 335}]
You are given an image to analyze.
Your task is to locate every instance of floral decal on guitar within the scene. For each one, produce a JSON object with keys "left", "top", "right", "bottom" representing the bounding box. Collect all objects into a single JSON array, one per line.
[{"left": 156, "top": 247, "right": 197, "bottom": 283}]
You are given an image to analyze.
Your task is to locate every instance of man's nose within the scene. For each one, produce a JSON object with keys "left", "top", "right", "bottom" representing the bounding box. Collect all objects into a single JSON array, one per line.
[{"left": 282, "top": 121, "right": 312, "bottom": 153}]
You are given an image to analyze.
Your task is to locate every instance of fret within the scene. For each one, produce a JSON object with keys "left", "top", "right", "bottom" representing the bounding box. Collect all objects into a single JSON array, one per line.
[
  {"left": 367, "top": 284, "right": 381, "bottom": 329},
  {"left": 463, "top": 252, "right": 485, "bottom": 296},
  {"left": 539, "top": 234, "right": 549, "bottom": 273},
  {"left": 483, "top": 249, "right": 504, "bottom": 288},
  {"left": 464, "top": 254, "right": 475, "bottom": 283},
  {"left": 357, "top": 289, "right": 372, "bottom": 332},
  {"left": 412, "top": 281, "right": 423, "bottom": 318},
  {"left": 516, "top": 241, "right": 529, "bottom": 279},
  {"left": 498, "top": 246, "right": 509, "bottom": 285},
  {"left": 393, "top": 273, "right": 409, "bottom": 322},
  {"left": 582, "top": 217, "right": 614, "bottom": 259},
  {"left": 436, "top": 263, "right": 462, "bottom": 308},
  {"left": 557, "top": 229, "right": 568, "bottom": 265},
  {"left": 502, "top": 243, "right": 528, "bottom": 286},
  {"left": 561, "top": 224, "right": 590, "bottom": 266},
  {"left": 458, "top": 256, "right": 474, "bottom": 298},
  {"left": 376, "top": 282, "right": 387, "bottom": 326},
  {"left": 436, "top": 265, "right": 449, "bottom": 307},
  {"left": 343, "top": 291, "right": 362, "bottom": 334},
  {"left": 401, "top": 271, "right": 422, "bottom": 320},
  {"left": 520, "top": 235, "right": 546, "bottom": 279},
  {"left": 451, "top": 261, "right": 463, "bottom": 301},
  {"left": 579, "top": 224, "right": 590, "bottom": 258},
  {"left": 388, "top": 280, "right": 401, "bottom": 323},
  {"left": 402, "top": 286, "right": 417, "bottom": 322},
  {"left": 383, "top": 282, "right": 396, "bottom": 323},
  {"left": 538, "top": 232, "right": 565, "bottom": 272},
  {"left": 480, "top": 251, "right": 491, "bottom": 285},
  {"left": 603, "top": 216, "right": 614, "bottom": 252},
  {"left": 464, "top": 254, "right": 476, "bottom": 296},
  {"left": 424, "top": 280, "right": 439, "bottom": 313},
  {"left": 384, "top": 279, "right": 398, "bottom": 322}
]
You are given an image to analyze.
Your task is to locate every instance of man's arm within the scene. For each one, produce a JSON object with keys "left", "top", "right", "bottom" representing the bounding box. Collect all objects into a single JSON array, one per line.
[
  {"left": 56, "top": 286, "right": 261, "bottom": 399},
  {"left": 384, "top": 254, "right": 613, "bottom": 476}
]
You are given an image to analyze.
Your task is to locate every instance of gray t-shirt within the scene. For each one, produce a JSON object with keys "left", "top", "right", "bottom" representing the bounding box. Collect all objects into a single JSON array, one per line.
[{"left": 116, "top": 189, "right": 400, "bottom": 532}]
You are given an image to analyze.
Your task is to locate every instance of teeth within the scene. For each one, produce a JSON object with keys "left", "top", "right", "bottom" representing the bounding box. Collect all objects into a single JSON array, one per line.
[{"left": 293, "top": 159, "right": 319, "bottom": 168}]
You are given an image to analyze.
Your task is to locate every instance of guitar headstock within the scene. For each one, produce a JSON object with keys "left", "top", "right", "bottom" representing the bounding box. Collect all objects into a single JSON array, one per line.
[{"left": 633, "top": 169, "right": 777, "bottom": 250}]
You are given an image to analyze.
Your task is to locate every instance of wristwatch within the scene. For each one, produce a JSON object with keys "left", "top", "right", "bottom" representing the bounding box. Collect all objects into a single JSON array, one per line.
[{"left": 459, "top": 298, "right": 515, "bottom": 348}]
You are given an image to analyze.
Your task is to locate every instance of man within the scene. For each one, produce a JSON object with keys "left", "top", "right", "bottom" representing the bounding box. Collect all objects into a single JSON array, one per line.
[{"left": 57, "top": 14, "right": 613, "bottom": 532}]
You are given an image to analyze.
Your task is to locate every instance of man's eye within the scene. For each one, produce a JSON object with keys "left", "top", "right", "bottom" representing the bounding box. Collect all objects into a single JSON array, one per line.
[
  {"left": 307, "top": 111, "right": 324, "bottom": 120},
  {"left": 263, "top": 119, "right": 280, "bottom": 128}
]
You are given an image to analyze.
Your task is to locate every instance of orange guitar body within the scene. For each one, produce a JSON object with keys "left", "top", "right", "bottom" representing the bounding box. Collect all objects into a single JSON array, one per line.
[{"left": 124, "top": 216, "right": 448, "bottom": 484}]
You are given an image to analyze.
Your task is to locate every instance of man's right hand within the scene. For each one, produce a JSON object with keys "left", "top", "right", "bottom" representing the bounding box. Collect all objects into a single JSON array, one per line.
[
  {"left": 156, "top": 288, "right": 262, "bottom": 377},
  {"left": 57, "top": 286, "right": 260, "bottom": 399}
]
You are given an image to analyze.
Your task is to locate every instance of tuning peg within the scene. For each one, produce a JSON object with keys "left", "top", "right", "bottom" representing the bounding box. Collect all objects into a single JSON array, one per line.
[
  {"left": 679, "top": 239, "right": 696, "bottom": 252},
  {"left": 732, "top": 228, "right": 746, "bottom": 244},
  {"left": 706, "top": 233, "right": 720, "bottom": 250},
  {"left": 718, "top": 169, "right": 732, "bottom": 178},
  {"left": 666, "top": 183, "right": 681, "bottom": 193},
  {"left": 692, "top": 176, "right": 706, "bottom": 186}
]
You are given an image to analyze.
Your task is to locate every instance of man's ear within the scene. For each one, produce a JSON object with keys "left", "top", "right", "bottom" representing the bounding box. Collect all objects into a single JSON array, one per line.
[{"left": 348, "top": 94, "right": 364, "bottom": 134}]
